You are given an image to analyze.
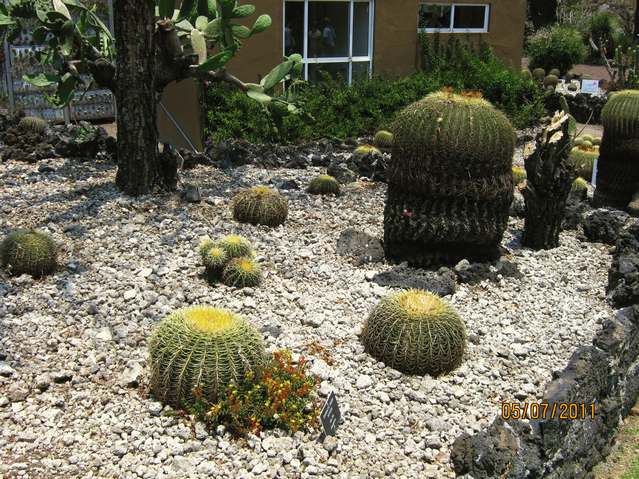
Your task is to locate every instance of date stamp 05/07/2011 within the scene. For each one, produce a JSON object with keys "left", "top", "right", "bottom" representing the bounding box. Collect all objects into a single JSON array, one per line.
[{"left": 501, "top": 402, "right": 597, "bottom": 421}]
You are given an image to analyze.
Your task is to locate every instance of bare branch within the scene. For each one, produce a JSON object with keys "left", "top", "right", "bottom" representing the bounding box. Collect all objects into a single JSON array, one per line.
[{"left": 189, "top": 67, "right": 249, "bottom": 92}]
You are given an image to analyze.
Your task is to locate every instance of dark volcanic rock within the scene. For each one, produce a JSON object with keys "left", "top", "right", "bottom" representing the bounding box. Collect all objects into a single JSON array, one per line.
[
  {"left": 583, "top": 208, "right": 630, "bottom": 245},
  {"left": 336, "top": 229, "right": 384, "bottom": 265},
  {"left": 373, "top": 267, "right": 456, "bottom": 296}
]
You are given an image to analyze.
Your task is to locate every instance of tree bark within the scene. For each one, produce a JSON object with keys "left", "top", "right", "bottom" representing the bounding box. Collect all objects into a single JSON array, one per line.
[{"left": 113, "top": 0, "right": 165, "bottom": 196}]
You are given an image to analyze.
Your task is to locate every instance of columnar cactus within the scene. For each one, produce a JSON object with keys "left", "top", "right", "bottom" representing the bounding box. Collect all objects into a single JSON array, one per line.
[
  {"left": 308, "top": 175, "right": 340, "bottom": 195},
  {"left": 594, "top": 90, "right": 639, "bottom": 209},
  {"left": 361, "top": 290, "right": 466, "bottom": 376},
  {"left": 148, "top": 306, "right": 266, "bottom": 407},
  {"left": 0, "top": 229, "right": 57, "bottom": 277},
  {"left": 18, "top": 116, "right": 47, "bottom": 134},
  {"left": 384, "top": 91, "right": 515, "bottom": 266},
  {"left": 232, "top": 186, "right": 288, "bottom": 227}
]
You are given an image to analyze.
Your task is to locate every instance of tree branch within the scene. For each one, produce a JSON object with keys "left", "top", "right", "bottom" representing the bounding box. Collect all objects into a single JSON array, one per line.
[{"left": 189, "top": 68, "right": 249, "bottom": 91}]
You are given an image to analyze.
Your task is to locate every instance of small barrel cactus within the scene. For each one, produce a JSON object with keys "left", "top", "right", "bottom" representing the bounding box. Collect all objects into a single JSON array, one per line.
[
  {"left": 353, "top": 144, "right": 382, "bottom": 160},
  {"left": 18, "top": 116, "right": 47, "bottom": 134},
  {"left": 594, "top": 90, "right": 639, "bottom": 208},
  {"left": 222, "top": 256, "right": 262, "bottom": 288},
  {"left": 581, "top": 134, "right": 594, "bottom": 143},
  {"left": 512, "top": 166, "right": 527, "bottom": 185},
  {"left": 521, "top": 69, "right": 532, "bottom": 80},
  {"left": 549, "top": 68, "right": 561, "bottom": 77},
  {"left": 592, "top": 137, "right": 602, "bottom": 146},
  {"left": 217, "top": 235, "right": 253, "bottom": 259},
  {"left": 543, "top": 74, "right": 559, "bottom": 88},
  {"left": 571, "top": 177, "right": 589, "bottom": 201},
  {"left": 532, "top": 67, "right": 546, "bottom": 80},
  {"left": 308, "top": 174, "right": 340, "bottom": 195},
  {"left": 373, "top": 130, "right": 394, "bottom": 149},
  {"left": 570, "top": 146, "right": 599, "bottom": 180},
  {"left": 198, "top": 238, "right": 216, "bottom": 259},
  {"left": 203, "top": 246, "right": 229, "bottom": 279},
  {"left": 0, "top": 229, "right": 57, "bottom": 277},
  {"left": 148, "top": 306, "right": 266, "bottom": 407},
  {"left": 384, "top": 90, "right": 515, "bottom": 266},
  {"left": 362, "top": 290, "right": 466, "bottom": 376},
  {"left": 568, "top": 83, "right": 578, "bottom": 92},
  {"left": 565, "top": 72, "right": 574, "bottom": 82},
  {"left": 232, "top": 186, "right": 288, "bottom": 227}
]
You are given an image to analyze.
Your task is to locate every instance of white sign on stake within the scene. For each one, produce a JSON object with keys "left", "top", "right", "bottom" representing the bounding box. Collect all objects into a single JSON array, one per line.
[{"left": 581, "top": 79, "right": 600, "bottom": 95}]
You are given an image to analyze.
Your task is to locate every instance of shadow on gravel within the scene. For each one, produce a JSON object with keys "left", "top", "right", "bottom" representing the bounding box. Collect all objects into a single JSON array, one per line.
[{"left": 372, "top": 266, "right": 457, "bottom": 296}]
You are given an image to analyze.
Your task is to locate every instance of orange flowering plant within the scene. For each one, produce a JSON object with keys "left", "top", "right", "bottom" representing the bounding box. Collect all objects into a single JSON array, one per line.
[{"left": 190, "top": 350, "right": 320, "bottom": 436}]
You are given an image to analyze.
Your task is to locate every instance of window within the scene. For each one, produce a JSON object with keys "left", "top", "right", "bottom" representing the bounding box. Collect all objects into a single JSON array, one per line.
[
  {"left": 418, "top": 3, "right": 490, "bottom": 33},
  {"left": 284, "top": 0, "right": 374, "bottom": 84}
]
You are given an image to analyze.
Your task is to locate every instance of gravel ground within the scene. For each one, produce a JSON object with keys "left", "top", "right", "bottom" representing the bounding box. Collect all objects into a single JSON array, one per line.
[{"left": 0, "top": 157, "right": 613, "bottom": 479}]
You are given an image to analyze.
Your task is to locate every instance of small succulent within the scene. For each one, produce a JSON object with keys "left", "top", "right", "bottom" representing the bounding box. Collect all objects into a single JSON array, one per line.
[
  {"left": 0, "top": 229, "right": 57, "bottom": 277},
  {"left": 18, "top": 116, "right": 47, "bottom": 134},
  {"left": 581, "top": 140, "right": 593, "bottom": 148},
  {"left": 592, "top": 137, "right": 602, "bottom": 146},
  {"left": 222, "top": 256, "right": 262, "bottom": 288},
  {"left": 217, "top": 235, "right": 253, "bottom": 259},
  {"left": 308, "top": 175, "right": 340, "bottom": 195},
  {"left": 580, "top": 134, "right": 594, "bottom": 143},
  {"left": 232, "top": 186, "right": 288, "bottom": 227},
  {"left": 512, "top": 166, "right": 527, "bottom": 185},
  {"left": 203, "top": 246, "right": 229, "bottom": 280},
  {"left": 148, "top": 306, "right": 266, "bottom": 407},
  {"left": 373, "top": 130, "right": 394, "bottom": 149}
]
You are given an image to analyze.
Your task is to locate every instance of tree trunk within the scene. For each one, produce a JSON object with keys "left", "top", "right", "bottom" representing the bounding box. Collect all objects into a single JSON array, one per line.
[
  {"left": 529, "top": 0, "right": 557, "bottom": 29},
  {"left": 635, "top": 0, "right": 639, "bottom": 39},
  {"left": 113, "top": 0, "right": 166, "bottom": 196},
  {"left": 521, "top": 192, "right": 567, "bottom": 249}
]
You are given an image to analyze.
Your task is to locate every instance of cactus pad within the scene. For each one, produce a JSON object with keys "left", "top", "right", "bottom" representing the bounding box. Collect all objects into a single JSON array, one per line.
[
  {"left": 0, "top": 229, "right": 57, "bottom": 277},
  {"left": 362, "top": 290, "right": 466, "bottom": 376},
  {"left": 148, "top": 306, "right": 266, "bottom": 407},
  {"left": 222, "top": 256, "right": 262, "bottom": 288},
  {"left": 308, "top": 175, "right": 340, "bottom": 195},
  {"left": 232, "top": 186, "right": 288, "bottom": 227}
]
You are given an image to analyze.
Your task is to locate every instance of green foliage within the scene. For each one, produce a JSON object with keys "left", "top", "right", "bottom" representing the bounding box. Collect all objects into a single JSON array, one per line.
[
  {"left": 588, "top": 10, "right": 622, "bottom": 55},
  {"left": 222, "top": 256, "right": 262, "bottom": 288},
  {"left": 232, "top": 186, "right": 288, "bottom": 227},
  {"left": 527, "top": 25, "right": 587, "bottom": 74},
  {"left": 217, "top": 234, "right": 253, "bottom": 259},
  {"left": 18, "top": 116, "right": 47, "bottom": 133},
  {"left": 307, "top": 174, "right": 340, "bottom": 196},
  {"left": 513, "top": 166, "right": 527, "bottom": 185},
  {"left": 362, "top": 290, "right": 466, "bottom": 376},
  {"left": 191, "top": 350, "right": 319, "bottom": 436},
  {"left": 373, "top": 130, "right": 394, "bottom": 149},
  {"left": 204, "top": 37, "right": 544, "bottom": 143},
  {"left": 384, "top": 90, "right": 515, "bottom": 266},
  {"left": 148, "top": 306, "right": 266, "bottom": 407},
  {"left": 0, "top": 229, "right": 57, "bottom": 277}
]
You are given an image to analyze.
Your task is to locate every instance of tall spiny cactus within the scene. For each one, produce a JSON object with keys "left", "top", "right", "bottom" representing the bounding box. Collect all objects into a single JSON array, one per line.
[
  {"left": 148, "top": 306, "right": 266, "bottom": 407},
  {"left": 522, "top": 112, "right": 576, "bottom": 249},
  {"left": 384, "top": 90, "right": 515, "bottom": 266},
  {"left": 593, "top": 90, "right": 639, "bottom": 209}
]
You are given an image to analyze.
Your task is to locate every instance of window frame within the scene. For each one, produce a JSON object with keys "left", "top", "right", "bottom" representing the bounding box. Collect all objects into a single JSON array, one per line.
[
  {"left": 283, "top": 0, "right": 375, "bottom": 84},
  {"left": 418, "top": 3, "right": 490, "bottom": 34}
]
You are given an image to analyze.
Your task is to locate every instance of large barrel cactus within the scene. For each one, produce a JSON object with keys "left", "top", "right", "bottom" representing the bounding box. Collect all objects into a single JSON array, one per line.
[
  {"left": 148, "top": 306, "right": 266, "bottom": 407},
  {"left": 0, "top": 229, "right": 57, "bottom": 277},
  {"left": 384, "top": 91, "right": 516, "bottom": 266},
  {"left": 362, "top": 290, "right": 466, "bottom": 376},
  {"left": 594, "top": 90, "right": 639, "bottom": 209}
]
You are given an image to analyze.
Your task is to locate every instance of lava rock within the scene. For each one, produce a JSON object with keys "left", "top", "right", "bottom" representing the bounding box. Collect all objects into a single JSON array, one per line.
[
  {"left": 583, "top": 208, "right": 630, "bottom": 245},
  {"left": 372, "top": 267, "right": 456, "bottom": 296},
  {"left": 336, "top": 229, "right": 384, "bottom": 264}
]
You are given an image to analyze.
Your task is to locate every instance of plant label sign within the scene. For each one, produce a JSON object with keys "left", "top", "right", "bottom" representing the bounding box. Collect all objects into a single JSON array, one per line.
[
  {"left": 581, "top": 79, "right": 600, "bottom": 95},
  {"left": 320, "top": 391, "right": 342, "bottom": 436}
]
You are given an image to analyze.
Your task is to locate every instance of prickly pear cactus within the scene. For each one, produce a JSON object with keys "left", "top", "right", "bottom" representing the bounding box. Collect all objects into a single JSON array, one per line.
[
  {"left": 384, "top": 90, "right": 515, "bottom": 266},
  {"left": 362, "top": 290, "right": 466, "bottom": 376},
  {"left": 148, "top": 306, "right": 266, "bottom": 407},
  {"left": 0, "top": 229, "right": 57, "bottom": 277}
]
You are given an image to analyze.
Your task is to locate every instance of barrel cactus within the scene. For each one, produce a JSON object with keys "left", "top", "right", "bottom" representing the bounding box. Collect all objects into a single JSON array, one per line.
[
  {"left": 543, "top": 74, "right": 559, "bottom": 88},
  {"left": 570, "top": 146, "right": 599, "bottom": 180},
  {"left": 512, "top": 166, "right": 527, "bottom": 185},
  {"left": 384, "top": 91, "right": 515, "bottom": 266},
  {"left": 571, "top": 177, "right": 589, "bottom": 201},
  {"left": 532, "top": 68, "right": 546, "bottom": 80},
  {"left": 203, "top": 246, "right": 229, "bottom": 279},
  {"left": 374, "top": 130, "right": 394, "bottom": 149},
  {"left": 549, "top": 68, "right": 561, "bottom": 77},
  {"left": 0, "top": 229, "right": 57, "bottom": 277},
  {"left": 18, "top": 116, "right": 47, "bottom": 134},
  {"left": 308, "top": 174, "right": 340, "bottom": 195},
  {"left": 521, "top": 69, "right": 532, "bottom": 81},
  {"left": 217, "top": 235, "right": 253, "bottom": 259},
  {"left": 361, "top": 290, "right": 466, "bottom": 376},
  {"left": 148, "top": 306, "right": 266, "bottom": 407},
  {"left": 222, "top": 256, "right": 262, "bottom": 288},
  {"left": 232, "top": 186, "right": 288, "bottom": 227},
  {"left": 594, "top": 90, "right": 639, "bottom": 209},
  {"left": 353, "top": 144, "right": 382, "bottom": 160}
]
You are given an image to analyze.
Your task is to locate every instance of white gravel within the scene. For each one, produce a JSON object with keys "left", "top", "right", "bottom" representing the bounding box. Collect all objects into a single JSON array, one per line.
[{"left": 0, "top": 158, "right": 612, "bottom": 478}]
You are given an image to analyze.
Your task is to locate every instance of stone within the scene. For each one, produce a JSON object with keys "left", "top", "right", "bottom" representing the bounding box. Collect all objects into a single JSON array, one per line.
[
  {"left": 372, "top": 267, "right": 456, "bottom": 296},
  {"left": 119, "top": 363, "right": 144, "bottom": 388},
  {"left": 184, "top": 184, "right": 202, "bottom": 203},
  {"left": 356, "top": 375, "right": 373, "bottom": 389},
  {"left": 0, "top": 362, "right": 16, "bottom": 377},
  {"left": 327, "top": 161, "right": 358, "bottom": 184},
  {"left": 336, "top": 228, "right": 384, "bottom": 264},
  {"left": 583, "top": 208, "right": 630, "bottom": 245}
]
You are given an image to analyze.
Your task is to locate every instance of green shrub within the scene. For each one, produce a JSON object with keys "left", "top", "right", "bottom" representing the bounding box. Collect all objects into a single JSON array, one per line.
[
  {"left": 148, "top": 306, "right": 266, "bottom": 407},
  {"left": 0, "top": 229, "right": 57, "bottom": 277},
  {"left": 527, "top": 25, "right": 587, "bottom": 74},
  {"left": 588, "top": 11, "right": 622, "bottom": 56},
  {"left": 308, "top": 174, "right": 340, "bottom": 195},
  {"left": 222, "top": 256, "right": 262, "bottom": 288},
  {"left": 217, "top": 235, "right": 253, "bottom": 259},
  {"left": 232, "top": 186, "right": 288, "bottom": 227},
  {"left": 191, "top": 350, "right": 319, "bottom": 436},
  {"left": 362, "top": 290, "right": 466, "bottom": 376},
  {"left": 18, "top": 116, "right": 47, "bottom": 134}
]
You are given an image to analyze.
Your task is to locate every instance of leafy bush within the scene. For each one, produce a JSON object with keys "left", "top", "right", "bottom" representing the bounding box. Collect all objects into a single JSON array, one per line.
[
  {"left": 527, "top": 25, "right": 587, "bottom": 74},
  {"left": 588, "top": 11, "right": 623, "bottom": 57},
  {"left": 203, "top": 37, "right": 544, "bottom": 143},
  {"left": 191, "top": 350, "right": 319, "bottom": 436}
]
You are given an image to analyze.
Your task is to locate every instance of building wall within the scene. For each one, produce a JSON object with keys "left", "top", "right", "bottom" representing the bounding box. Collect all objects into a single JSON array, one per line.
[{"left": 373, "top": 0, "right": 421, "bottom": 77}]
